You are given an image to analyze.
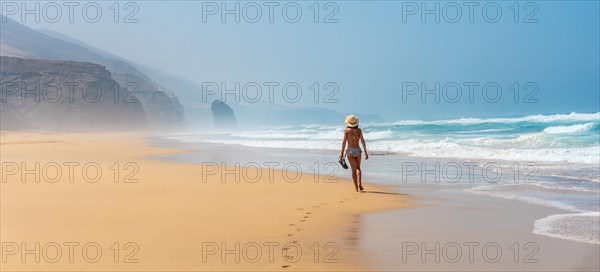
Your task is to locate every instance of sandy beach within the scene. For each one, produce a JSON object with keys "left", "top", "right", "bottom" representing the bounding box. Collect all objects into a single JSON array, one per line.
[
  {"left": 0, "top": 132, "right": 415, "bottom": 271},
  {"left": 155, "top": 135, "right": 600, "bottom": 272}
]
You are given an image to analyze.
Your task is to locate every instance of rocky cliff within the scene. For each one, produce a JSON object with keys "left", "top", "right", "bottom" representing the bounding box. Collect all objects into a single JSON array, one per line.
[
  {"left": 0, "top": 57, "right": 148, "bottom": 131},
  {"left": 111, "top": 73, "right": 183, "bottom": 128},
  {"left": 0, "top": 16, "right": 184, "bottom": 129}
]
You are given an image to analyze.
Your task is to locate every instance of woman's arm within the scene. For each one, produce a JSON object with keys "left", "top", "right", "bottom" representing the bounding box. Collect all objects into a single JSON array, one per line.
[
  {"left": 340, "top": 130, "right": 347, "bottom": 159},
  {"left": 360, "top": 129, "right": 368, "bottom": 160}
]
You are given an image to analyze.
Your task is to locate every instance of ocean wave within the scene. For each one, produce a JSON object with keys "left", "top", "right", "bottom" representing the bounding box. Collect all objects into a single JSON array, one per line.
[
  {"left": 465, "top": 130, "right": 598, "bottom": 149},
  {"left": 167, "top": 111, "right": 599, "bottom": 164},
  {"left": 532, "top": 182, "right": 600, "bottom": 194},
  {"left": 533, "top": 212, "right": 600, "bottom": 245},
  {"left": 378, "top": 112, "right": 600, "bottom": 126},
  {"left": 465, "top": 185, "right": 582, "bottom": 212},
  {"left": 543, "top": 123, "right": 596, "bottom": 134},
  {"left": 361, "top": 130, "right": 395, "bottom": 140},
  {"left": 468, "top": 134, "right": 551, "bottom": 147},
  {"left": 467, "top": 186, "right": 600, "bottom": 245},
  {"left": 200, "top": 138, "right": 599, "bottom": 164},
  {"left": 547, "top": 174, "right": 600, "bottom": 183},
  {"left": 228, "top": 129, "right": 393, "bottom": 140},
  {"left": 451, "top": 128, "right": 515, "bottom": 134}
]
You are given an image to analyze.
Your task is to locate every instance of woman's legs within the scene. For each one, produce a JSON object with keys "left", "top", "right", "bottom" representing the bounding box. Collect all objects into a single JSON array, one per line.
[
  {"left": 356, "top": 155, "right": 363, "bottom": 190},
  {"left": 347, "top": 152, "right": 359, "bottom": 191}
]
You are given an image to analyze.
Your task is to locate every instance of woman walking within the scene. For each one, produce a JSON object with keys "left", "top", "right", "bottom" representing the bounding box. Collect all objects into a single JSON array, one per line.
[{"left": 339, "top": 114, "right": 369, "bottom": 192}]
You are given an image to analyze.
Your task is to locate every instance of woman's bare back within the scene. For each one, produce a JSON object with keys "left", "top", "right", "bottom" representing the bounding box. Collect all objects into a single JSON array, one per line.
[{"left": 345, "top": 128, "right": 362, "bottom": 148}]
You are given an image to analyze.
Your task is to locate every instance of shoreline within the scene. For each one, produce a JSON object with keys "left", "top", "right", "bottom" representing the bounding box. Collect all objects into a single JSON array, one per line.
[
  {"left": 153, "top": 134, "right": 600, "bottom": 271},
  {"left": 0, "top": 131, "right": 416, "bottom": 271},
  {"left": 361, "top": 183, "right": 600, "bottom": 271}
]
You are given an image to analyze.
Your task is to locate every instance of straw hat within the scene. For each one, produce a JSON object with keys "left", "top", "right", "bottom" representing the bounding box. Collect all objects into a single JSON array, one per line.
[{"left": 345, "top": 114, "right": 359, "bottom": 128}]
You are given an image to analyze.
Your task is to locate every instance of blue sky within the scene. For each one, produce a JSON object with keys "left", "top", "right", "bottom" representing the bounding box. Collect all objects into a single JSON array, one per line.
[{"left": 4, "top": 1, "right": 599, "bottom": 120}]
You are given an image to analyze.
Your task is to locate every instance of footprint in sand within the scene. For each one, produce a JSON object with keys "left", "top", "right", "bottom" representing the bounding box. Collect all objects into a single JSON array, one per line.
[
  {"left": 346, "top": 236, "right": 358, "bottom": 242},
  {"left": 289, "top": 223, "right": 295, "bottom": 226},
  {"left": 288, "top": 233, "right": 294, "bottom": 237},
  {"left": 300, "top": 219, "right": 306, "bottom": 222},
  {"left": 296, "top": 208, "right": 304, "bottom": 210},
  {"left": 282, "top": 265, "right": 291, "bottom": 269},
  {"left": 297, "top": 228, "right": 304, "bottom": 232},
  {"left": 306, "top": 212, "right": 312, "bottom": 215}
]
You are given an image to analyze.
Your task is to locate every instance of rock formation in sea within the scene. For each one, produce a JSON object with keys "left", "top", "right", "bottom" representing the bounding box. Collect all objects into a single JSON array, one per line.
[{"left": 211, "top": 100, "right": 238, "bottom": 129}]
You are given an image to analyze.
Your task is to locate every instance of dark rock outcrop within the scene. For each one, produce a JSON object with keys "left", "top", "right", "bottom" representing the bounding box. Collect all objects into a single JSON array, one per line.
[
  {"left": 0, "top": 57, "right": 147, "bottom": 131},
  {"left": 211, "top": 100, "right": 237, "bottom": 129}
]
